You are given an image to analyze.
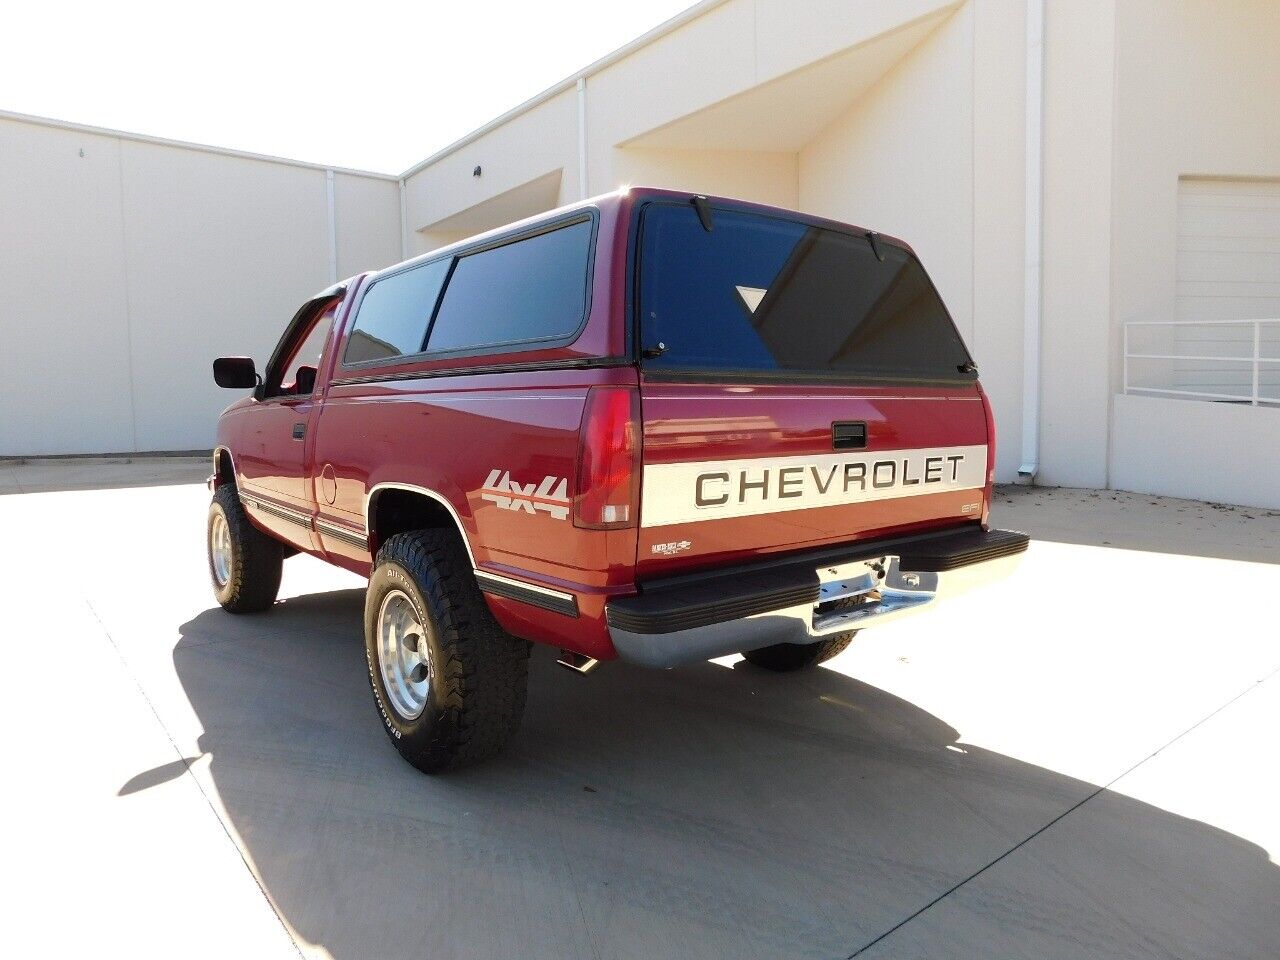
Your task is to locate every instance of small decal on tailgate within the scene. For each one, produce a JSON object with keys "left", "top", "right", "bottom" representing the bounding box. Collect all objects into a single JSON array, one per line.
[
  {"left": 480, "top": 469, "right": 570, "bottom": 520},
  {"left": 651, "top": 540, "right": 693, "bottom": 556}
]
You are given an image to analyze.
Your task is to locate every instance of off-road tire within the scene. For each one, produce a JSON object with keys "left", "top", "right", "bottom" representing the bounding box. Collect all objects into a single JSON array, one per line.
[
  {"left": 208, "top": 485, "right": 284, "bottom": 613},
  {"left": 364, "top": 529, "right": 530, "bottom": 773}
]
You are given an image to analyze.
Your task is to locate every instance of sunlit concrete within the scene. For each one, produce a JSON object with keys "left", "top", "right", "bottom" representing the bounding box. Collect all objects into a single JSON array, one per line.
[{"left": 2, "top": 461, "right": 1277, "bottom": 959}]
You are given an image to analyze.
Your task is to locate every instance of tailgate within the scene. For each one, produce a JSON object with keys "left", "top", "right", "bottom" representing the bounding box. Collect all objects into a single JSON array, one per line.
[
  {"left": 632, "top": 195, "right": 990, "bottom": 578},
  {"left": 636, "top": 382, "right": 989, "bottom": 577}
]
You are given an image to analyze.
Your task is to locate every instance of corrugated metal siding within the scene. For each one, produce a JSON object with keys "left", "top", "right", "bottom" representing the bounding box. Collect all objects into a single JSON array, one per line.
[{"left": 1174, "top": 178, "right": 1280, "bottom": 400}]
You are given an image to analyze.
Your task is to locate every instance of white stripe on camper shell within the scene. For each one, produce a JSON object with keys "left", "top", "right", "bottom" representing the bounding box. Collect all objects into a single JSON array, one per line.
[{"left": 640, "top": 445, "right": 987, "bottom": 528}]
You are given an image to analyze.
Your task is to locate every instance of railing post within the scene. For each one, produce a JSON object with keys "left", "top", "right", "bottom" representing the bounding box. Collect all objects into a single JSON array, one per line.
[{"left": 1253, "top": 321, "right": 1261, "bottom": 406}]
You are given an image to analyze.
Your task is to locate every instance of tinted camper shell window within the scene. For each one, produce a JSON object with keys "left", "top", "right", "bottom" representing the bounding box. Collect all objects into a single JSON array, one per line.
[
  {"left": 342, "top": 213, "right": 597, "bottom": 369},
  {"left": 636, "top": 202, "right": 975, "bottom": 384}
]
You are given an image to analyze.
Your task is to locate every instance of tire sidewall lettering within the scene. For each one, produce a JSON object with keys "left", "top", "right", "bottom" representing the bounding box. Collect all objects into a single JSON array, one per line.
[{"left": 366, "top": 562, "right": 430, "bottom": 739}]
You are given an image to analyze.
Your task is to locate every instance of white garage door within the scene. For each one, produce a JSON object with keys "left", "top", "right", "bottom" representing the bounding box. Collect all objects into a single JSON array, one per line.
[{"left": 1174, "top": 178, "right": 1280, "bottom": 401}]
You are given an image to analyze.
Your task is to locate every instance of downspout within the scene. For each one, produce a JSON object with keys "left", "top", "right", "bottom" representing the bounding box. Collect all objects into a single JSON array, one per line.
[
  {"left": 1018, "top": 0, "right": 1045, "bottom": 483},
  {"left": 577, "top": 77, "right": 589, "bottom": 200},
  {"left": 398, "top": 176, "right": 409, "bottom": 260}
]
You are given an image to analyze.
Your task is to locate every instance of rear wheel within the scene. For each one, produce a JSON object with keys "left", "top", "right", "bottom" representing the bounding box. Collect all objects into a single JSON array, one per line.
[
  {"left": 743, "top": 596, "right": 861, "bottom": 671},
  {"left": 207, "top": 485, "right": 283, "bottom": 613},
  {"left": 364, "top": 529, "right": 530, "bottom": 773},
  {"left": 741, "top": 632, "right": 856, "bottom": 672}
]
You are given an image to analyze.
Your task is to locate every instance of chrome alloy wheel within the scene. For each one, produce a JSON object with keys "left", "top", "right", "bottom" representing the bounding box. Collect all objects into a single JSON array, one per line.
[
  {"left": 210, "top": 513, "right": 233, "bottom": 587},
  {"left": 377, "top": 589, "right": 431, "bottom": 720}
]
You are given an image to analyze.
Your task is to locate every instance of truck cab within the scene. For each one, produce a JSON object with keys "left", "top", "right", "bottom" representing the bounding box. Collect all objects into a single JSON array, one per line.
[{"left": 208, "top": 187, "right": 1027, "bottom": 773}]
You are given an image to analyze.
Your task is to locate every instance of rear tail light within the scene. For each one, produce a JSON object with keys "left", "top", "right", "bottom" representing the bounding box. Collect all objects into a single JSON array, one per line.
[{"left": 574, "top": 386, "right": 640, "bottom": 529}]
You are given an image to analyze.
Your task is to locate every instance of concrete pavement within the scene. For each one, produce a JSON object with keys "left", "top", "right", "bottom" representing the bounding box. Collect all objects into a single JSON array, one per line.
[{"left": 2, "top": 460, "right": 1277, "bottom": 959}]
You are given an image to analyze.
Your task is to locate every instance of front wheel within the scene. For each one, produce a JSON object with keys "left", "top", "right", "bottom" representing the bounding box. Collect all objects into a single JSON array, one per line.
[
  {"left": 364, "top": 529, "right": 530, "bottom": 773},
  {"left": 208, "top": 485, "right": 283, "bottom": 613}
]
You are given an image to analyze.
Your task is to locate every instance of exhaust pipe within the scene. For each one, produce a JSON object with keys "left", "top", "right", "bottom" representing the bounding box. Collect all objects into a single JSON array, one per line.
[{"left": 557, "top": 650, "right": 599, "bottom": 675}]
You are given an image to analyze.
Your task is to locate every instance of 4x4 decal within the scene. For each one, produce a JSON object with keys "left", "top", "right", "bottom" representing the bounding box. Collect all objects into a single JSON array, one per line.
[{"left": 480, "top": 469, "right": 570, "bottom": 520}]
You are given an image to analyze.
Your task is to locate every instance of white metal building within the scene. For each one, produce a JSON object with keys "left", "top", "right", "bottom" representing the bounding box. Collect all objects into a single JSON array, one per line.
[{"left": 2, "top": 0, "right": 1278, "bottom": 508}]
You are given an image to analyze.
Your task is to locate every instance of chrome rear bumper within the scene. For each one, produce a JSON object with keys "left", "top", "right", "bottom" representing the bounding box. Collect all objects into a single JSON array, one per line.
[{"left": 606, "top": 528, "right": 1028, "bottom": 668}]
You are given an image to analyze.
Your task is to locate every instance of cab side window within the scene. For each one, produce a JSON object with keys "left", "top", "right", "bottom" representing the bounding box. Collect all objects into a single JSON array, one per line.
[
  {"left": 426, "top": 218, "right": 592, "bottom": 354},
  {"left": 264, "top": 304, "right": 336, "bottom": 398},
  {"left": 343, "top": 258, "right": 450, "bottom": 364},
  {"left": 340, "top": 216, "right": 594, "bottom": 368}
]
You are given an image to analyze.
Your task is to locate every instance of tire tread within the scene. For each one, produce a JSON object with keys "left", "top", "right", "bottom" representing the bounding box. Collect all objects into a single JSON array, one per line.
[
  {"left": 210, "top": 485, "right": 283, "bottom": 614},
  {"left": 371, "top": 529, "right": 529, "bottom": 771}
]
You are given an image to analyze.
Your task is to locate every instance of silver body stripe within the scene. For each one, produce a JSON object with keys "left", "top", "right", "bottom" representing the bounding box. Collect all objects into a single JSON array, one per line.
[
  {"left": 315, "top": 518, "right": 368, "bottom": 547},
  {"left": 474, "top": 570, "right": 575, "bottom": 604},
  {"left": 239, "top": 490, "right": 312, "bottom": 526}
]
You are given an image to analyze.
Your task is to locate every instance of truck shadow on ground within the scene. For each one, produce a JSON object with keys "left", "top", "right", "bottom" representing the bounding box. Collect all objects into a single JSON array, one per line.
[{"left": 158, "top": 589, "right": 1279, "bottom": 960}]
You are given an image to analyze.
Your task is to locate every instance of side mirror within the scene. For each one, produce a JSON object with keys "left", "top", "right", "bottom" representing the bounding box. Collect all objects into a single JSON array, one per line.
[
  {"left": 213, "top": 357, "right": 258, "bottom": 389},
  {"left": 294, "top": 365, "right": 318, "bottom": 395}
]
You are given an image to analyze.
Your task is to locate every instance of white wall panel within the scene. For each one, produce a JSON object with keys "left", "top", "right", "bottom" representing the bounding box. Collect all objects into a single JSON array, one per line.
[
  {"left": 1109, "top": 0, "right": 1280, "bottom": 495},
  {"left": 118, "top": 140, "right": 331, "bottom": 452},
  {"left": 971, "top": 0, "right": 1029, "bottom": 482},
  {"left": 1038, "top": 0, "right": 1115, "bottom": 489},
  {"left": 0, "top": 122, "right": 137, "bottom": 454},
  {"left": 798, "top": 8, "right": 975, "bottom": 346},
  {"left": 613, "top": 148, "right": 797, "bottom": 209},
  {"left": 0, "top": 115, "right": 399, "bottom": 456},
  {"left": 1111, "top": 393, "right": 1280, "bottom": 509},
  {"left": 1166, "top": 179, "right": 1280, "bottom": 397},
  {"left": 334, "top": 173, "right": 402, "bottom": 279}
]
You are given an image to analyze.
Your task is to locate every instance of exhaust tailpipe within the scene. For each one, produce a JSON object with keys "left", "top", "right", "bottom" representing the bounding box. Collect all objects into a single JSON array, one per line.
[{"left": 557, "top": 650, "right": 599, "bottom": 675}]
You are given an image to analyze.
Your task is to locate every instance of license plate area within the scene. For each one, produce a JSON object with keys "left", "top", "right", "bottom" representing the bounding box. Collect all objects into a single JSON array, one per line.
[{"left": 812, "top": 556, "right": 938, "bottom": 635}]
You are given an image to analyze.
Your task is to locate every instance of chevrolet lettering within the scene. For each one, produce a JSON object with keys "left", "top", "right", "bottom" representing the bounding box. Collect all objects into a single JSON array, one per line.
[
  {"left": 647, "top": 446, "right": 987, "bottom": 526},
  {"left": 206, "top": 187, "right": 1028, "bottom": 774}
]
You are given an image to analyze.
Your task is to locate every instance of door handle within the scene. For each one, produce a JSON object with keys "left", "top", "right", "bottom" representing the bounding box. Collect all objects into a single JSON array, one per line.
[
  {"left": 832, "top": 421, "right": 867, "bottom": 450},
  {"left": 292, "top": 422, "right": 306, "bottom": 440}
]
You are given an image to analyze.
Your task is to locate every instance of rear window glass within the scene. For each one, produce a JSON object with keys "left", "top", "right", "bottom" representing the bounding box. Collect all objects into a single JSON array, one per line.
[
  {"left": 344, "top": 258, "right": 450, "bottom": 364},
  {"left": 425, "top": 218, "right": 592, "bottom": 354},
  {"left": 638, "top": 203, "right": 973, "bottom": 381}
]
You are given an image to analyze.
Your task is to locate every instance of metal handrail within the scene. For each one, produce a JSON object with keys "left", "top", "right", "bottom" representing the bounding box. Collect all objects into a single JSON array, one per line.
[{"left": 1123, "top": 318, "right": 1279, "bottom": 406}]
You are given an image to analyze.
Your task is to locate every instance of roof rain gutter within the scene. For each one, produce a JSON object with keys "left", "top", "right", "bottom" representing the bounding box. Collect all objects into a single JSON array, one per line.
[{"left": 1018, "top": 0, "right": 1045, "bottom": 484}]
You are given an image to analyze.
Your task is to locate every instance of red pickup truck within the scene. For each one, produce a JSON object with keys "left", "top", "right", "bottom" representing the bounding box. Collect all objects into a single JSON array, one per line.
[{"left": 208, "top": 187, "right": 1027, "bottom": 773}]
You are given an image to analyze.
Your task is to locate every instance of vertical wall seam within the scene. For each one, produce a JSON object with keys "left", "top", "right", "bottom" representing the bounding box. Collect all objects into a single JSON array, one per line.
[
  {"left": 577, "top": 77, "right": 589, "bottom": 200},
  {"left": 752, "top": 0, "right": 760, "bottom": 82},
  {"left": 325, "top": 169, "right": 338, "bottom": 283},
  {"left": 398, "top": 177, "right": 409, "bottom": 260},
  {"left": 115, "top": 139, "right": 140, "bottom": 453}
]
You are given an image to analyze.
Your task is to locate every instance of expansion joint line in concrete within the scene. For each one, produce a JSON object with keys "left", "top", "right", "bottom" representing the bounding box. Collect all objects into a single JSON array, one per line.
[
  {"left": 844, "top": 664, "right": 1280, "bottom": 959},
  {"left": 83, "top": 599, "right": 306, "bottom": 959}
]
